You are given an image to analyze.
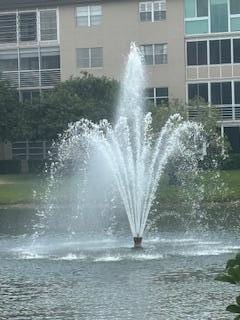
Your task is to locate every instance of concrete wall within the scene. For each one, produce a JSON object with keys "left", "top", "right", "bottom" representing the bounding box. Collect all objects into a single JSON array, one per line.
[{"left": 59, "top": 0, "right": 186, "bottom": 102}]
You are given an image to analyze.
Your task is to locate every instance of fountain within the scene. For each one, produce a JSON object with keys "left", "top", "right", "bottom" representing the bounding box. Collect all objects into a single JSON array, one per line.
[{"left": 42, "top": 43, "right": 203, "bottom": 248}]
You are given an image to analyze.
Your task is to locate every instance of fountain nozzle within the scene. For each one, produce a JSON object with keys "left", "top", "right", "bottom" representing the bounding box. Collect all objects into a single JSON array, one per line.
[{"left": 133, "top": 237, "right": 142, "bottom": 249}]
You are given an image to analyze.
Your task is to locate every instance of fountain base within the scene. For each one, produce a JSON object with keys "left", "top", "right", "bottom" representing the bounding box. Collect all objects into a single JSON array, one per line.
[{"left": 133, "top": 237, "right": 143, "bottom": 249}]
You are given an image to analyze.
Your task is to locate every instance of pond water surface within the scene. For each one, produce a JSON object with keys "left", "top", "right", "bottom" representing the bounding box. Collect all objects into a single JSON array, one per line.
[{"left": 0, "top": 224, "right": 239, "bottom": 320}]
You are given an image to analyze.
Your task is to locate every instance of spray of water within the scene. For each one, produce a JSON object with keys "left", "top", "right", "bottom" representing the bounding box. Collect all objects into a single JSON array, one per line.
[{"left": 37, "top": 43, "right": 204, "bottom": 244}]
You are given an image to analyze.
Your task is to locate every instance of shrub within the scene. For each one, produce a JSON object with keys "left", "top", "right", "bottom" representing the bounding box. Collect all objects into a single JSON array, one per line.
[
  {"left": 0, "top": 160, "right": 21, "bottom": 174},
  {"left": 215, "top": 253, "right": 240, "bottom": 319}
]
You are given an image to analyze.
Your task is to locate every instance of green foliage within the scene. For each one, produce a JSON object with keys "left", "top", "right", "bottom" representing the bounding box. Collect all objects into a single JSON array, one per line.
[
  {"left": 0, "top": 79, "right": 21, "bottom": 141},
  {"left": 0, "top": 160, "right": 21, "bottom": 174},
  {"left": 222, "top": 154, "right": 240, "bottom": 170},
  {"left": 28, "top": 160, "right": 51, "bottom": 174},
  {"left": 19, "top": 73, "right": 119, "bottom": 140},
  {"left": 215, "top": 253, "right": 240, "bottom": 318}
]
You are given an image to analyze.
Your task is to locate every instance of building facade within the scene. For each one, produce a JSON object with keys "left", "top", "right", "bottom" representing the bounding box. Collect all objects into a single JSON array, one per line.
[
  {"left": 0, "top": 0, "right": 239, "bottom": 152},
  {"left": 185, "top": 0, "right": 240, "bottom": 151}
]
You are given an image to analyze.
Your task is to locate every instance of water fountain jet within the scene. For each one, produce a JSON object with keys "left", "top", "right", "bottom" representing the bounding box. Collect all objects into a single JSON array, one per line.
[{"left": 43, "top": 43, "right": 204, "bottom": 248}]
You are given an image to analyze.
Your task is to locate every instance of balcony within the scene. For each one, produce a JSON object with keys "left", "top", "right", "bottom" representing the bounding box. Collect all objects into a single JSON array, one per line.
[{"left": 188, "top": 105, "right": 240, "bottom": 123}]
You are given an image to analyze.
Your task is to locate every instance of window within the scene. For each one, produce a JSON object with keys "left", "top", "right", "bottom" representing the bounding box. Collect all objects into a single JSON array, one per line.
[
  {"left": 188, "top": 83, "right": 208, "bottom": 104},
  {"left": 145, "top": 87, "right": 168, "bottom": 105},
  {"left": 40, "top": 10, "right": 57, "bottom": 41},
  {"left": 19, "top": 12, "right": 37, "bottom": 42},
  {"left": 187, "top": 41, "right": 207, "bottom": 65},
  {"left": 141, "top": 44, "right": 167, "bottom": 65},
  {"left": 76, "top": 47, "right": 103, "bottom": 68},
  {"left": 196, "top": 0, "right": 208, "bottom": 17},
  {"left": 0, "top": 9, "right": 57, "bottom": 44},
  {"left": 234, "top": 82, "right": 240, "bottom": 104},
  {"left": 41, "top": 47, "right": 60, "bottom": 69},
  {"left": 185, "top": 0, "right": 208, "bottom": 18},
  {"left": 20, "top": 49, "right": 39, "bottom": 70},
  {"left": 233, "top": 39, "right": 240, "bottom": 63},
  {"left": 0, "top": 50, "right": 18, "bottom": 72},
  {"left": 210, "top": 39, "right": 231, "bottom": 64},
  {"left": 211, "top": 82, "right": 232, "bottom": 105},
  {"left": 76, "top": 5, "right": 102, "bottom": 27},
  {"left": 0, "top": 14, "right": 17, "bottom": 43},
  {"left": 139, "top": 1, "right": 166, "bottom": 22},
  {"left": 230, "top": 0, "right": 240, "bottom": 15},
  {"left": 210, "top": 0, "right": 228, "bottom": 33},
  {"left": 20, "top": 90, "right": 40, "bottom": 103}
]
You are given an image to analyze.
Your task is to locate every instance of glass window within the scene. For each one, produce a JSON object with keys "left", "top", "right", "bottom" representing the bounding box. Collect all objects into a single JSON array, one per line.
[
  {"left": 0, "top": 50, "right": 18, "bottom": 72},
  {"left": 230, "top": 0, "right": 240, "bottom": 14},
  {"left": 90, "top": 6, "right": 102, "bottom": 26},
  {"left": 222, "top": 82, "right": 232, "bottom": 104},
  {"left": 91, "top": 47, "right": 103, "bottom": 67},
  {"left": 210, "top": 39, "right": 231, "bottom": 64},
  {"left": 210, "top": 0, "right": 228, "bottom": 33},
  {"left": 76, "top": 6, "right": 88, "bottom": 26},
  {"left": 20, "top": 49, "right": 39, "bottom": 70},
  {"left": 188, "top": 83, "right": 208, "bottom": 104},
  {"left": 153, "top": 1, "right": 166, "bottom": 21},
  {"left": 233, "top": 39, "right": 240, "bottom": 63},
  {"left": 185, "top": 0, "right": 196, "bottom": 18},
  {"left": 198, "top": 41, "right": 208, "bottom": 65},
  {"left": 20, "top": 90, "right": 40, "bottom": 104},
  {"left": 187, "top": 41, "right": 207, "bottom": 65},
  {"left": 77, "top": 48, "right": 90, "bottom": 68},
  {"left": 76, "top": 5, "right": 102, "bottom": 26},
  {"left": 140, "top": 1, "right": 166, "bottom": 22},
  {"left": 41, "top": 47, "right": 60, "bottom": 69},
  {"left": 211, "top": 82, "right": 221, "bottom": 104},
  {"left": 40, "top": 10, "right": 57, "bottom": 41},
  {"left": 234, "top": 82, "right": 240, "bottom": 104},
  {"left": 197, "top": 0, "right": 208, "bottom": 17},
  {"left": 156, "top": 87, "right": 168, "bottom": 105},
  {"left": 210, "top": 40, "right": 220, "bottom": 64},
  {"left": 0, "top": 14, "right": 17, "bottom": 44},
  {"left": 141, "top": 45, "right": 154, "bottom": 65},
  {"left": 139, "top": 2, "right": 152, "bottom": 21},
  {"left": 76, "top": 47, "right": 103, "bottom": 68},
  {"left": 19, "top": 12, "right": 37, "bottom": 42},
  {"left": 185, "top": 20, "right": 209, "bottom": 35},
  {"left": 187, "top": 42, "right": 197, "bottom": 65},
  {"left": 155, "top": 43, "right": 167, "bottom": 64},
  {"left": 145, "top": 87, "right": 168, "bottom": 106},
  {"left": 221, "top": 39, "right": 231, "bottom": 64},
  {"left": 231, "top": 17, "right": 240, "bottom": 31},
  {"left": 211, "top": 82, "right": 232, "bottom": 105}
]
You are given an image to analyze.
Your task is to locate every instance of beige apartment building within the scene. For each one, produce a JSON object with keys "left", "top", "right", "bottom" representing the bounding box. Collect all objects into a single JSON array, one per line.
[{"left": 0, "top": 0, "right": 240, "bottom": 155}]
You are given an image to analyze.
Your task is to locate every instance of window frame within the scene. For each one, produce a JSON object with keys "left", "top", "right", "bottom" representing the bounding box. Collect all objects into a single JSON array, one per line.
[
  {"left": 145, "top": 86, "right": 169, "bottom": 106},
  {"left": 76, "top": 5, "right": 102, "bottom": 27},
  {"left": 140, "top": 43, "right": 168, "bottom": 65},
  {"left": 139, "top": 1, "right": 166, "bottom": 22},
  {"left": 76, "top": 47, "right": 103, "bottom": 69}
]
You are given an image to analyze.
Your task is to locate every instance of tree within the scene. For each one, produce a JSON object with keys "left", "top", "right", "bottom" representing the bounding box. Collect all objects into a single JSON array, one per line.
[
  {"left": 20, "top": 73, "right": 119, "bottom": 140},
  {"left": 0, "top": 80, "right": 21, "bottom": 141}
]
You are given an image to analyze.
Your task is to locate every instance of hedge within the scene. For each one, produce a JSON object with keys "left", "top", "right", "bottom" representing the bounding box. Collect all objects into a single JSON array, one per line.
[{"left": 0, "top": 160, "right": 21, "bottom": 174}]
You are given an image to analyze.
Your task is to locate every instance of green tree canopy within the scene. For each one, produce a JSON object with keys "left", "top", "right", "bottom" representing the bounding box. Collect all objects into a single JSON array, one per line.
[
  {"left": 0, "top": 80, "right": 21, "bottom": 142},
  {"left": 20, "top": 73, "right": 119, "bottom": 140}
]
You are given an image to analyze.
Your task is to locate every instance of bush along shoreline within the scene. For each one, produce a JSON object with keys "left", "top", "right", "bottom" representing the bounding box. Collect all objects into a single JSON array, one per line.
[{"left": 216, "top": 254, "right": 240, "bottom": 319}]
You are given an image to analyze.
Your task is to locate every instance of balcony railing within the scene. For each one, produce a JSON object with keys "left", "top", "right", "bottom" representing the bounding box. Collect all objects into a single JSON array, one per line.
[
  {"left": 12, "top": 141, "right": 53, "bottom": 160},
  {"left": 0, "top": 69, "right": 60, "bottom": 89},
  {"left": 188, "top": 105, "right": 240, "bottom": 122}
]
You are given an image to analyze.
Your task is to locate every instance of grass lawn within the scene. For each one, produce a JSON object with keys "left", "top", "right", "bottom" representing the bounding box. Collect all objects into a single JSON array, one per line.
[
  {"left": 0, "top": 174, "right": 46, "bottom": 205},
  {"left": 0, "top": 170, "right": 240, "bottom": 205}
]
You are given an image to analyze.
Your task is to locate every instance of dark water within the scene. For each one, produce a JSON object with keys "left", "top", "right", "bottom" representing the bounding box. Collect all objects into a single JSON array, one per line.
[{"left": 0, "top": 227, "right": 239, "bottom": 320}]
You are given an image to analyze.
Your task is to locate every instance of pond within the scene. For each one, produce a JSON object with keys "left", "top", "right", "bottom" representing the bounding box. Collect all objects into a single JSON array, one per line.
[{"left": 0, "top": 210, "right": 239, "bottom": 320}]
